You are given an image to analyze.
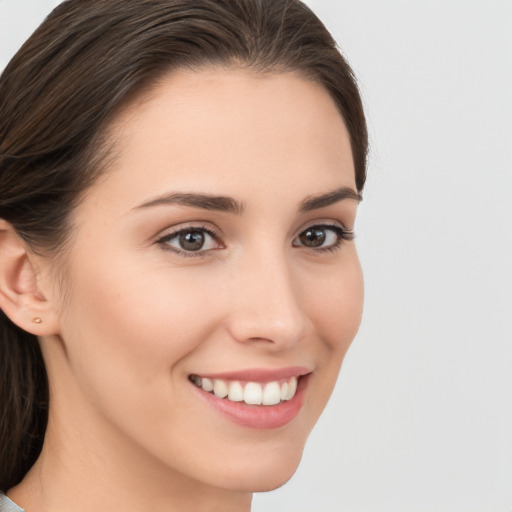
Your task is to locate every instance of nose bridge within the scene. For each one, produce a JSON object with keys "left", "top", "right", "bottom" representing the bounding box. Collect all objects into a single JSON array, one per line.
[{"left": 227, "top": 243, "right": 306, "bottom": 347}]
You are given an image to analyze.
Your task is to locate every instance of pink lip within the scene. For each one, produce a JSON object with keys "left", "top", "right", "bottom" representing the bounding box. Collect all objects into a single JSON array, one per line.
[
  {"left": 194, "top": 366, "right": 311, "bottom": 383},
  {"left": 191, "top": 371, "right": 310, "bottom": 430}
]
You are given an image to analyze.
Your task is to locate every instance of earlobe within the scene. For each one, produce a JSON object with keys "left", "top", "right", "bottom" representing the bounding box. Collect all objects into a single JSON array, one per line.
[{"left": 0, "top": 219, "right": 60, "bottom": 336}]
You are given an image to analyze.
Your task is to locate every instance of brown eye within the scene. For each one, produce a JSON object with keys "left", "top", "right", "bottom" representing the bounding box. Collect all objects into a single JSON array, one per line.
[
  {"left": 299, "top": 227, "right": 327, "bottom": 247},
  {"left": 179, "top": 230, "right": 205, "bottom": 251}
]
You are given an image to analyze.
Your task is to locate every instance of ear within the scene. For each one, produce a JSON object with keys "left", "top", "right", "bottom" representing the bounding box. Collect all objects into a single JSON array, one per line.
[{"left": 0, "top": 219, "right": 60, "bottom": 336}]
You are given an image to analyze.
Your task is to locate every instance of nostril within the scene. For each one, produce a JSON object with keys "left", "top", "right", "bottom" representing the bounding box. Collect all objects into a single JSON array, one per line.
[{"left": 246, "top": 337, "right": 275, "bottom": 344}]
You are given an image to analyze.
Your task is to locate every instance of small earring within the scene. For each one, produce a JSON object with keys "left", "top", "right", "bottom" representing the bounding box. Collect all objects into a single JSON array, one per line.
[{"left": 32, "top": 317, "right": 42, "bottom": 324}]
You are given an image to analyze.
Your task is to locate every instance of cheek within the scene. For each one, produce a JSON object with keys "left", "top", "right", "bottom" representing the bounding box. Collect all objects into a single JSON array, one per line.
[
  {"left": 58, "top": 254, "right": 222, "bottom": 411},
  {"left": 301, "top": 250, "right": 363, "bottom": 407},
  {"left": 55, "top": 257, "right": 235, "bottom": 476},
  {"left": 305, "top": 250, "right": 364, "bottom": 354}
]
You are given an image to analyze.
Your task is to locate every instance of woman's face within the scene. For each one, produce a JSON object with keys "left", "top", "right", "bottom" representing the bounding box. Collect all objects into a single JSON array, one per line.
[{"left": 44, "top": 68, "right": 363, "bottom": 493}]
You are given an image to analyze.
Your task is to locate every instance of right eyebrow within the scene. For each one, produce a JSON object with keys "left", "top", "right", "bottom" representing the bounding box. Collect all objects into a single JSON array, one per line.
[{"left": 133, "top": 192, "right": 245, "bottom": 215}]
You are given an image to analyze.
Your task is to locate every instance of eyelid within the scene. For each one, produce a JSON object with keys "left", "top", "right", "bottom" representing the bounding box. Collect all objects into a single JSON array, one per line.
[
  {"left": 156, "top": 221, "right": 222, "bottom": 240},
  {"left": 296, "top": 219, "right": 354, "bottom": 238}
]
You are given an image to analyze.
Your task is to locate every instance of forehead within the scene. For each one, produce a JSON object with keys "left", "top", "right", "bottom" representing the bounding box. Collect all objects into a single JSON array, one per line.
[{"left": 91, "top": 68, "right": 356, "bottom": 207}]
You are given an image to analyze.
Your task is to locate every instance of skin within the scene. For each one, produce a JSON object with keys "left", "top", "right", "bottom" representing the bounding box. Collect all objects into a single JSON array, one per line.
[{"left": 6, "top": 68, "right": 363, "bottom": 512}]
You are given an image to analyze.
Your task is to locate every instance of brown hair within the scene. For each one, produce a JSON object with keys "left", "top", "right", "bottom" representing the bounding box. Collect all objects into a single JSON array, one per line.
[{"left": 0, "top": 0, "right": 367, "bottom": 490}]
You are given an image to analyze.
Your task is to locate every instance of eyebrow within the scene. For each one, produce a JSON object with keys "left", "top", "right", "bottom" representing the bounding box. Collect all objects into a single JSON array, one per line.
[
  {"left": 134, "top": 192, "right": 245, "bottom": 215},
  {"left": 134, "top": 186, "right": 361, "bottom": 215},
  {"left": 299, "top": 187, "right": 362, "bottom": 212}
]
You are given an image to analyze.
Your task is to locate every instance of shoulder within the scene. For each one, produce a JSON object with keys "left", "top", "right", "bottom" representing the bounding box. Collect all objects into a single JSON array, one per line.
[{"left": 0, "top": 493, "right": 26, "bottom": 512}]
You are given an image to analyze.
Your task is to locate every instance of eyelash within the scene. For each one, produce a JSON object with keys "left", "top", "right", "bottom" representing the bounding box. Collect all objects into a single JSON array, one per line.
[{"left": 156, "top": 222, "right": 354, "bottom": 258}]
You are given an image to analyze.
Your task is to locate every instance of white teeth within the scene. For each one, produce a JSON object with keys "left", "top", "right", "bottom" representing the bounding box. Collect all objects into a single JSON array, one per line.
[
  {"left": 280, "top": 382, "right": 289, "bottom": 400},
  {"left": 244, "top": 382, "right": 263, "bottom": 405},
  {"left": 191, "top": 374, "right": 301, "bottom": 405},
  {"left": 228, "top": 381, "right": 244, "bottom": 401},
  {"left": 202, "top": 377, "right": 213, "bottom": 392},
  {"left": 285, "top": 376, "right": 297, "bottom": 400},
  {"left": 213, "top": 379, "right": 228, "bottom": 398},
  {"left": 262, "top": 381, "right": 281, "bottom": 405}
]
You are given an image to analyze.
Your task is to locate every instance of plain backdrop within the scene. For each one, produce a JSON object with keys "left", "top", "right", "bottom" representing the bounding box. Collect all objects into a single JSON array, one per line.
[{"left": 1, "top": 1, "right": 511, "bottom": 511}]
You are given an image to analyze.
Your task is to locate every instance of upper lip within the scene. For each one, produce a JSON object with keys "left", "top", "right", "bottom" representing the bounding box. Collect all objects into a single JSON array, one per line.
[{"left": 191, "top": 366, "right": 312, "bottom": 382}]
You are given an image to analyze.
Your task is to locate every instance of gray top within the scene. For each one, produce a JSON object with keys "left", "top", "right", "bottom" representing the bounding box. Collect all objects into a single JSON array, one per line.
[{"left": 0, "top": 494, "right": 25, "bottom": 512}]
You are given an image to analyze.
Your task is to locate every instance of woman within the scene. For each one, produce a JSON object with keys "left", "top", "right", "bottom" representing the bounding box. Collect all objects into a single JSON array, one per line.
[{"left": 0, "top": 0, "right": 367, "bottom": 510}]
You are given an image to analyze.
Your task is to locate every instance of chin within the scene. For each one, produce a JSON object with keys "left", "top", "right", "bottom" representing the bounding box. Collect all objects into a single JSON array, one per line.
[
  {"left": 248, "top": 468, "right": 300, "bottom": 493},
  {"left": 219, "top": 441, "right": 306, "bottom": 493}
]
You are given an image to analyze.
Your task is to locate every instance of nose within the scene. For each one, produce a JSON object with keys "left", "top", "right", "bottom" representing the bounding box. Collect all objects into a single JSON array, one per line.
[{"left": 225, "top": 247, "right": 307, "bottom": 349}]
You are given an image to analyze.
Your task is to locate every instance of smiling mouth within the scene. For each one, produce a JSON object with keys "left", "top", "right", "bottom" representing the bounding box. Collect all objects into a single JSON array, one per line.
[{"left": 189, "top": 374, "right": 299, "bottom": 406}]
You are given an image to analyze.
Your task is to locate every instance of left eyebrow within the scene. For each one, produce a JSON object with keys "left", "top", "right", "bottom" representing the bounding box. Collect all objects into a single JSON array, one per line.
[{"left": 299, "top": 187, "right": 362, "bottom": 212}]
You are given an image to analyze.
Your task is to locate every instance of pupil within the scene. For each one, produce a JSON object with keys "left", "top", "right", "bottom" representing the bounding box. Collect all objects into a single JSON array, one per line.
[
  {"left": 300, "top": 228, "right": 326, "bottom": 247},
  {"left": 179, "top": 230, "right": 205, "bottom": 251}
]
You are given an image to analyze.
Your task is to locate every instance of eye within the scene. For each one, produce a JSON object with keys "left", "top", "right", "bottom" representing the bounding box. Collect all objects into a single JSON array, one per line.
[
  {"left": 293, "top": 223, "right": 353, "bottom": 251},
  {"left": 157, "top": 226, "right": 221, "bottom": 255}
]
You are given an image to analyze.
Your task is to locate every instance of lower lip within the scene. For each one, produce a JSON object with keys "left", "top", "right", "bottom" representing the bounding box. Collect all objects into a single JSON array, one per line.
[{"left": 193, "top": 376, "right": 309, "bottom": 430}]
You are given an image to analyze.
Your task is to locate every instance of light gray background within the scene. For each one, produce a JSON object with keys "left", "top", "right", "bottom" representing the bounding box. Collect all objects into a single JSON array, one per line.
[{"left": 1, "top": 1, "right": 511, "bottom": 511}]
